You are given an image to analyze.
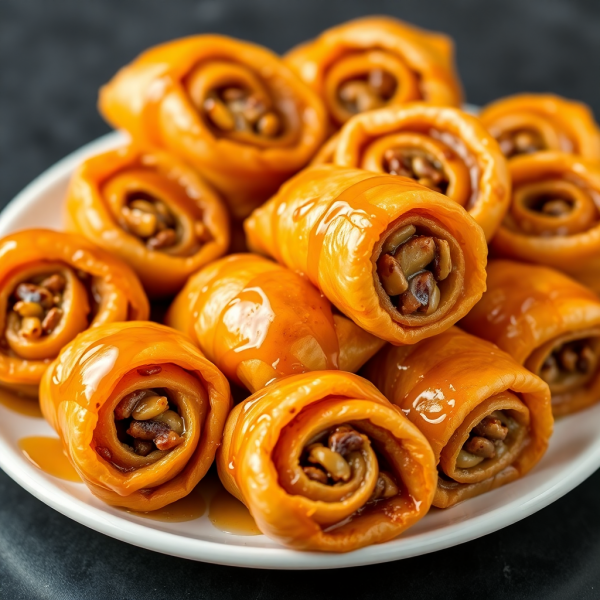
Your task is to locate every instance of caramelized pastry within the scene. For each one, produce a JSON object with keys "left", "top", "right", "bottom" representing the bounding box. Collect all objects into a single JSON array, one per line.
[
  {"left": 490, "top": 152, "right": 600, "bottom": 294},
  {"left": 313, "top": 103, "right": 510, "bottom": 240},
  {"left": 99, "top": 35, "right": 327, "bottom": 218},
  {"left": 218, "top": 371, "right": 436, "bottom": 551},
  {"left": 40, "top": 322, "right": 231, "bottom": 510},
  {"left": 66, "top": 144, "right": 229, "bottom": 297},
  {"left": 244, "top": 166, "right": 487, "bottom": 344},
  {"left": 286, "top": 16, "right": 463, "bottom": 127},
  {"left": 366, "top": 327, "right": 553, "bottom": 507},
  {"left": 165, "top": 253, "right": 384, "bottom": 392},
  {"left": 462, "top": 260, "right": 600, "bottom": 416},
  {"left": 480, "top": 94, "right": 600, "bottom": 160},
  {"left": 0, "top": 229, "right": 148, "bottom": 396}
]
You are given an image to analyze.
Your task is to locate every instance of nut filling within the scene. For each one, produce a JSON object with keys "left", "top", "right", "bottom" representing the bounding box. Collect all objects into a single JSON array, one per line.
[
  {"left": 108, "top": 380, "right": 186, "bottom": 461},
  {"left": 526, "top": 194, "right": 575, "bottom": 217},
  {"left": 540, "top": 339, "right": 599, "bottom": 393},
  {"left": 337, "top": 69, "right": 397, "bottom": 115},
  {"left": 301, "top": 424, "right": 399, "bottom": 501},
  {"left": 7, "top": 274, "right": 67, "bottom": 340},
  {"left": 383, "top": 149, "right": 450, "bottom": 194},
  {"left": 120, "top": 192, "right": 211, "bottom": 252},
  {"left": 203, "top": 86, "right": 282, "bottom": 138},
  {"left": 376, "top": 225, "right": 452, "bottom": 316},
  {"left": 456, "top": 410, "right": 520, "bottom": 470},
  {"left": 497, "top": 129, "right": 546, "bottom": 158}
]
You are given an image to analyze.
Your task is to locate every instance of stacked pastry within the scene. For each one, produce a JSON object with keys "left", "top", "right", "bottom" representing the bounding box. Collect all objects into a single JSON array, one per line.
[{"left": 5, "top": 15, "right": 600, "bottom": 553}]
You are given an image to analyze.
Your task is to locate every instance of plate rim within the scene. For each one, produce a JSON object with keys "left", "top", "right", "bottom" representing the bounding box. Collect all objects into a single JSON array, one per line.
[{"left": 1, "top": 130, "right": 599, "bottom": 570}]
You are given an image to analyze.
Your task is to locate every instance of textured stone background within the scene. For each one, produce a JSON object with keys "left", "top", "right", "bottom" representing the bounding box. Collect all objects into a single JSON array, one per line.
[{"left": 1, "top": 0, "right": 599, "bottom": 598}]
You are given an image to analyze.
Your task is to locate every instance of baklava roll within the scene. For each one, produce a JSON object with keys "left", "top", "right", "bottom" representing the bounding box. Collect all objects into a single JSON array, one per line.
[
  {"left": 99, "top": 36, "right": 327, "bottom": 218},
  {"left": 285, "top": 16, "right": 463, "bottom": 128},
  {"left": 366, "top": 327, "right": 553, "bottom": 508},
  {"left": 480, "top": 94, "right": 600, "bottom": 160},
  {"left": 316, "top": 103, "right": 510, "bottom": 241},
  {"left": 490, "top": 152, "right": 600, "bottom": 293},
  {"left": 244, "top": 166, "right": 487, "bottom": 344},
  {"left": 165, "top": 253, "right": 384, "bottom": 392},
  {"left": 40, "top": 322, "right": 231, "bottom": 511},
  {"left": 0, "top": 229, "right": 149, "bottom": 396},
  {"left": 66, "top": 144, "right": 230, "bottom": 298},
  {"left": 461, "top": 260, "right": 600, "bottom": 416},
  {"left": 218, "top": 371, "right": 436, "bottom": 551}
]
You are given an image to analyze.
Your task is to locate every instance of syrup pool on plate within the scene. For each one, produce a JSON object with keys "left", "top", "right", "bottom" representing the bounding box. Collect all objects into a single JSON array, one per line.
[
  {"left": 208, "top": 485, "right": 261, "bottom": 536},
  {"left": 19, "top": 436, "right": 81, "bottom": 482}
]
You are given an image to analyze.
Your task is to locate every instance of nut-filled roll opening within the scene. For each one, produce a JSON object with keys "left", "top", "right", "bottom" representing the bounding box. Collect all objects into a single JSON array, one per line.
[
  {"left": 461, "top": 259, "right": 600, "bottom": 416},
  {"left": 480, "top": 94, "right": 600, "bottom": 160},
  {"left": 66, "top": 144, "right": 230, "bottom": 298},
  {"left": 285, "top": 16, "right": 463, "bottom": 128},
  {"left": 318, "top": 104, "right": 510, "bottom": 241},
  {"left": 217, "top": 371, "right": 437, "bottom": 552},
  {"left": 0, "top": 229, "right": 149, "bottom": 396},
  {"left": 99, "top": 35, "right": 328, "bottom": 218},
  {"left": 40, "top": 322, "right": 231, "bottom": 511},
  {"left": 244, "top": 166, "right": 487, "bottom": 345},
  {"left": 365, "top": 327, "right": 553, "bottom": 508},
  {"left": 490, "top": 153, "right": 600, "bottom": 295}
]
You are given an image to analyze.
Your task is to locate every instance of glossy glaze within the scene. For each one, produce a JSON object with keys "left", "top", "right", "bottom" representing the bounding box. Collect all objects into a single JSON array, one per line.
[
  {"left": 166, "top": 254, "right": 384, "bottom": 392},
  {"left": 39, "top": 321, "right": 231, "bottom": 511},
  {"left": 66, "top": 144, "right": 230, "bottom": 298},
  {"left": 0, "top": 229, "right": 149, "bottom": 394},
  {"left": 244, "top": 165, "right": 487, "bottom": 344},
  {"left": 462, "top": 260, "right": 600, "bottom": 416},
  {"left": 19, "top": 436, "right": 81, "bottom": 482},
  {"left": 285, "top": 16, "right": 462, "bottom": 127},
  {"left": 318, "top": 103, "right": 509, "bottom": 241},
  {"left": 99, "top": 35, "right": 327, "bottom": 218},
  {"left": 217, "top": 371, "right": 437, "bottom": 552},
  {"left": 366, "top": 327, "right": 553, "bottom": 507},
  {"left": 480, "top": 94, "right": 600, "bottom": 160}
]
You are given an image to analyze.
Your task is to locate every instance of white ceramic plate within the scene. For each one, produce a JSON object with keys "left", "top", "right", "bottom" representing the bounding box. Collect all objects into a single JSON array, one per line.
[{"left": 1, "top": 131, "right": 600, "bottom": 570}]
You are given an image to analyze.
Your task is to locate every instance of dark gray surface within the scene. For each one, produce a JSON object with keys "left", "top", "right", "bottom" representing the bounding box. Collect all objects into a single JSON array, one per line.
[{"left": 1, "top": 0, "right": 599, "bottom": 597}]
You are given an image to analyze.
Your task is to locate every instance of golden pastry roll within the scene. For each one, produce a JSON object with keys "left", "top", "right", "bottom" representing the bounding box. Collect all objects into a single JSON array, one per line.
[
  {"left": 490, "top": 152, "right": 600, "bottom": 293},
  {"left": 461, "top": 260, "right": 600, "bottom": 417},
  {"left": 165, "top": 253, "right": 384, "bottom": 392},
  {"left": 285, "top": 16, "right": 463, "bottom": 128},
  {"left": 66, "top": 144, "right": 230, "bottom": 298},
  {"left": 218, "top": 371, "right": 436, "bottom": 551},
  {"left": 99, "top": 35, "right": 327, "bottom": 219},
  {"left": 244, "top": 165, "right": 487, "bottom": 345},
  {"left": 480, "top": 94, "right": 600, "bottom": 160},
  {"left": 0, "top": 229, "right": 149, "bottom": 396},
  {"left": 366, "top": 327, "right": 553, "bottom": 508},
  {"left": 40, "top": 321, "right": 231, "bottom": 511},
  {"left": 315, "top": 103, "right": 510, "bottom": 241}
]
